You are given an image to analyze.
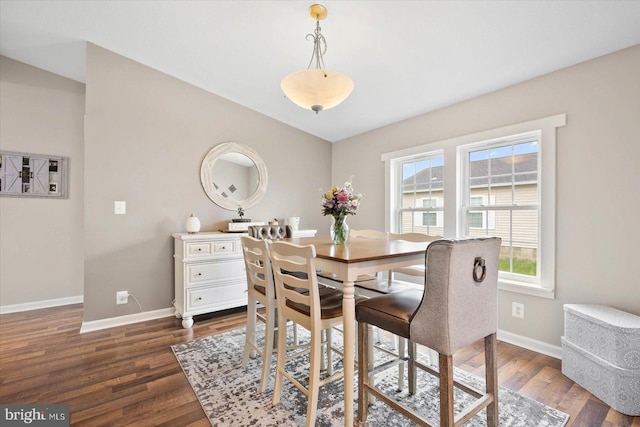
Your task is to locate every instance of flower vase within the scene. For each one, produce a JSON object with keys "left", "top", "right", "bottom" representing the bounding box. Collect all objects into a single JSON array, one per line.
[{"left": 330, "top": 215, "right": 349, "bottom": 244}]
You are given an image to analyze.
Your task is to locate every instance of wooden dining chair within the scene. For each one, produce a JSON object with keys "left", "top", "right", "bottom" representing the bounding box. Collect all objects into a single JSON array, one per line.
[
  {"left": 356, "top": 237, "right": 502, "bottom": 427},
  {"left": 240, "top": 235, "right": 282, "bottom": 392},
  {"left": 387, "top": 232, "right": 441, "bottom": 282},
  {"left": 350, "top": 228, "right": 388, "bottom": 239},
  {"left": 352, "top": 231, "right": 435, "bottom": 296},
  {"left": 267, "top": 240, "right": 349, "bottom": 427}
]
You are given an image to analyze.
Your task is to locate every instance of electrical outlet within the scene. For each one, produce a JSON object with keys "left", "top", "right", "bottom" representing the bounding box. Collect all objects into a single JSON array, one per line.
[
  {"left": 512, "top": 302, "right": 524, "bottom": 319},
  {"left": 114, "top": 201, "right": 126, "bottom": 215},
  {"left": 116, "top": 291, "right": 129, "bottom": 305}
]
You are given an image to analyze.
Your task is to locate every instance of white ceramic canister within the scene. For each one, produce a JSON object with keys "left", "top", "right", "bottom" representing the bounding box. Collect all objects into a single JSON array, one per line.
[{"left": 186, "top": 213, "right": 201, "bottom": 234}]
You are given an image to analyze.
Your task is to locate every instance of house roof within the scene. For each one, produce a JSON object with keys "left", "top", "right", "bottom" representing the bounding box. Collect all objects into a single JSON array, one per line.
[
  {"left": 403, "top": 153, "right": 537, "bottom": 192},
  {"left": 1, "top": 1, "right": 639, "bottom": 142}
]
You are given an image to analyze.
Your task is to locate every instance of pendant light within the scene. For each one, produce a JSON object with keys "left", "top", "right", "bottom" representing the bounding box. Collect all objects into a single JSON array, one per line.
[{"left": 281, "top": 4, "right": 354, "bottom": 114}]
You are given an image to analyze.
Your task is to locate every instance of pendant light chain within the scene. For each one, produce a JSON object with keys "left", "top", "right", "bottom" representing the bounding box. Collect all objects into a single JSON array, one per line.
[{"left": 306, "top": 20, "right": 328, "bottom": 75}]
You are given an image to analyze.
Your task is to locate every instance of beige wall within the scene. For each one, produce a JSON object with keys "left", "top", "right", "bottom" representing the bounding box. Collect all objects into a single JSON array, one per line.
[
  {"left": 4, "top": 42, "right": 638, "bottom": 350},
  {"left": 84, "top": 44, "right": 331, "bottom": 322},
  {"left": 332, "top": 44, "right": 640, "bottom": 347},
  {"left": 0, "top": 56, "right": 85, "bottom": 306}
]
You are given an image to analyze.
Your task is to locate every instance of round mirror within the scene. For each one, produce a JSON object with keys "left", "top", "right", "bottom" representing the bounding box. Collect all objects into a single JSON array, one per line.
[{"left": 200, "top": 142, "right": 268, "bottom": 210}]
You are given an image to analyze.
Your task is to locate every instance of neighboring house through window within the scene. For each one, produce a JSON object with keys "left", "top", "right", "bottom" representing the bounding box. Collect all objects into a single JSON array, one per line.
[
  {"left": 383, "top": 114, "right": 566, "bottom": 298},
  {"left": 395, "top": 154, "right": 444, "bottom": 237}
]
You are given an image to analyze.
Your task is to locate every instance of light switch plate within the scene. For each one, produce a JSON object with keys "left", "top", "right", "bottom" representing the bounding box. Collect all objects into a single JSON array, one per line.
[{"left": 114, "top": 201, "right": 126, "bottom": 215}]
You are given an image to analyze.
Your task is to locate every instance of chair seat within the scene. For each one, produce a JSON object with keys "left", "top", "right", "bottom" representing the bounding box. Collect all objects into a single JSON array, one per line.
[
  {"left": 255, "top": 283, "right": 333, "bottom": 296},
  {"left": 286, "top": 288, "right": 343, "bottom": 319},
  {"left": 354, "top": 279, "right": 422, "bottom": 295},
  {"left": 286, "top": 289, "right": 365, "bottom": 320},
  {"left": 355, "top": 290, "right": 423, "bottom": 338}
]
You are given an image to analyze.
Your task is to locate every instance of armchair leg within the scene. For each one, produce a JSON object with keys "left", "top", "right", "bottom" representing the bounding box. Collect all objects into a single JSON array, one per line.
[
  {"left": 439, "top": 353, "right": 454, "bottom": 427},
  {"left": 485, "top": 333, "right": 499, "bottom": 426},
  {"left": 408, "top": 341, "right": 417, "bottom": 395},
  {"left": 398, "top": 337, "right": 406, "bottom": 391}
]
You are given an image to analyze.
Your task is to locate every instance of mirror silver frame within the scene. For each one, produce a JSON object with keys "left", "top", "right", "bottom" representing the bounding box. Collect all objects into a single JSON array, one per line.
[{"left": 200, "top": 142, "right": 268, "bottom": 210}]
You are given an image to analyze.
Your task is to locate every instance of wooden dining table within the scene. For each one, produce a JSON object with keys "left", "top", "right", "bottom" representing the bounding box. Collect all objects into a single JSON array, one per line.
[{"left": 285, "top": 235, "right": 430, "bottom": 426}]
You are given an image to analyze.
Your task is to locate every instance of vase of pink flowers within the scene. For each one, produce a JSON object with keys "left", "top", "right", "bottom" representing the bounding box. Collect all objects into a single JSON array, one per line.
[{"left": 321, "top": 180, "right": 363, "bottom": 244}]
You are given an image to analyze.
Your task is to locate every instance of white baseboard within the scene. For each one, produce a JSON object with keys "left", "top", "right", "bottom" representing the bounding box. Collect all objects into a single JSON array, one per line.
[
  {"left": 80, "top": 307, "right": 175, "bottom": 333},
  {"left": 497, "top": 328, "right": 562, "bottom": 359},
  {"left": 0, "top": 295, "right": 84, "bottom": 314},
  {"left": 2, "top": 298, "right": 562, "bottom": 359}
]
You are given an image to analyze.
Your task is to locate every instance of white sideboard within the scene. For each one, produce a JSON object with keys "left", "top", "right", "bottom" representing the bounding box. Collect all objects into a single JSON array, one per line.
[{"left": 173, "top": 229, "right": 316, "bottom": 328}]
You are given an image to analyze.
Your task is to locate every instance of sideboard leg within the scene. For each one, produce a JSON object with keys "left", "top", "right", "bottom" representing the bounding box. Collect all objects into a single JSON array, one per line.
[{"left": 182, "top": 316, "right": 194, "bottom": 328}]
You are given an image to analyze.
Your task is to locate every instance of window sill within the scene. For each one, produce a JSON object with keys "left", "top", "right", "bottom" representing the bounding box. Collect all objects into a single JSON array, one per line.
[{"left": 498, "top": 278, "right": 555, "bottom": 299}]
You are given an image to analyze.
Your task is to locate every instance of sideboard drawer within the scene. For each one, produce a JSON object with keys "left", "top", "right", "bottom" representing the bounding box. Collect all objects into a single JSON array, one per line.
[
  {"left": 186, "top": 242, "right": 212, "bottom": 257},
  {"left": 186, "top": 259, "right": 245, "bottom": 285},
  {"left": 187, "top": 284, "right": 246, "bottom": 310},
  {"left": 212, "top": 240, "right": 235, "bottom": 254}
]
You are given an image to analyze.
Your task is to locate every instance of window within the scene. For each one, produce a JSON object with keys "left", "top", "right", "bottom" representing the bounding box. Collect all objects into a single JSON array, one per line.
[
  {"left": 394, "top": 154, "right": 444, "bottom": 236},
  {"left": 383, "top": 114, "right": 565, "bottom": 298},
  {"left": 461, "top": 135, "right": 540, "bottom": 279}
]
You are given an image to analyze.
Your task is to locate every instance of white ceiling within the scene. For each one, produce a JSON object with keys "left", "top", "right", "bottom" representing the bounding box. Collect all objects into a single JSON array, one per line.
[{"left": 1, "top": 1, "right": 639, "bottom": 142}]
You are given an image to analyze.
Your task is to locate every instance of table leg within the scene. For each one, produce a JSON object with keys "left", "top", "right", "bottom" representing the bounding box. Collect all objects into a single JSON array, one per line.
[{"left": 342, "top": 281, "right": 355, "bottom": 426}]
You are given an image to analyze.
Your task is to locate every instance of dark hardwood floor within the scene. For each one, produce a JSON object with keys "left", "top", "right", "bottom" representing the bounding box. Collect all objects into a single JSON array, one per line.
[{"left": 0, "top": 304, "right": 637, "bottom": 426}]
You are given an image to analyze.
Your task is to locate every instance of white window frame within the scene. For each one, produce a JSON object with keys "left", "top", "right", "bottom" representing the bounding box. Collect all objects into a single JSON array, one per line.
[
  {"left": 393, "top": 152, "right": 445, "bottom": 235},
  {"left": 460, "top": 132, "right": 540, "bottom": 287},
  {"left": 383, "top": 114, "right": 566, "bottom": 299}
]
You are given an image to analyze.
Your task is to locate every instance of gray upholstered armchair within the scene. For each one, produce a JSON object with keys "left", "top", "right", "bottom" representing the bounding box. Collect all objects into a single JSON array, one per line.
[{"left": 356, "top": 237, "right": 502, "bottom": 426}]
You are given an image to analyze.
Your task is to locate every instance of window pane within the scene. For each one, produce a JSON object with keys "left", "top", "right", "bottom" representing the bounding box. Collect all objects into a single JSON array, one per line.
[
  {"left": 400, "top": 211, "right": 443, "bottom": 236},
  {"left": 468, "top": 211, "right": 484, "bottom": 228},
  {"left": 401, "top": 191, "right": 415, "bottom": 209},
  {"left": 491, "top": 210, "right": 538, "bottom": 277},
  {"left": 514, "top": 182, "right": 538, "bottom": 205},
  {"left": 400, "top": 155, "right": 444, "bottom": 216},
  {"left": 511, "top": 211, "right": 538, "bottom": 276},
  {"left": 400, "top": 211, "right": 414, "bottom": 233},
  {"left": 469, "top": 149, "right": 490, "bottom": 205},
  {"left": 470, "top": 187, "right": 489, "bottom": 206},
  {"left": 469, "top": 150, "right": 488, "bottom": 178},
  {"left": 414, "top": 159, "right": 431, "bottom": 189},
  {"left": 423, "top": 212, "right": 437, "bottom": 226},
  {"left": 401, "top": 162, "right": 416, "bottom": 208},
  {"left": 514, "top": 141, "right": 538, "bottom": 174},
  {"left": 422, "top": 198, "right": 437, "bottom": 208}
]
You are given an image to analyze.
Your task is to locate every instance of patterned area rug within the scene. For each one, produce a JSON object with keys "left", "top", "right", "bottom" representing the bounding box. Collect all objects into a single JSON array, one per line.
[{"left": 171, "top": 326, "right": 570, "bottom": 427}]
